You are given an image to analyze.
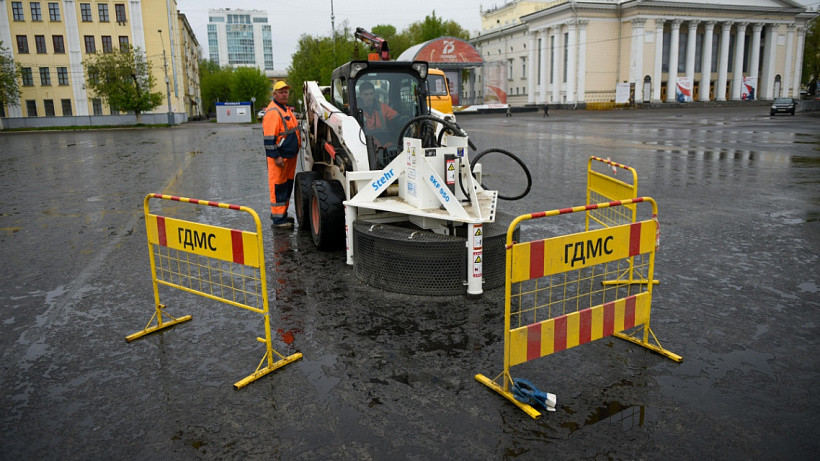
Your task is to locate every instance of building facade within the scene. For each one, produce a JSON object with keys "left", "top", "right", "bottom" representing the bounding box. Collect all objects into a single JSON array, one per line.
[
  {"left": 471, "top": 0, "right": 815, "bottom": 106},
  {"left": 0, "top": 0, "right": 201, "bottom": 122},
  {"left": 206, "top": 8, "right": 273, "bottom": 76}
]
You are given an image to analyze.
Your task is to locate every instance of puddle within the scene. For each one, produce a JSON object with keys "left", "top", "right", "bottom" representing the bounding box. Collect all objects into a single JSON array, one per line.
[{"left": 562, "top": 401, "right": 651, "bottom": 433}]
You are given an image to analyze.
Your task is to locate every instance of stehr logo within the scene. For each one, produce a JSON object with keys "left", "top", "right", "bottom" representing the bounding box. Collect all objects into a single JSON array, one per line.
[{"left": 372, "top": 169, "right": 395, "bottom": 192}]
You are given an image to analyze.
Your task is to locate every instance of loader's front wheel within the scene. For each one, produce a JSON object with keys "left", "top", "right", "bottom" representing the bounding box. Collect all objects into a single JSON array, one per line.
[
  {"left": 295, "top": 171, "right": 320, "bottom": 230},
  {"left": 309, "top": 179, "right": 345, "bottom": 250}
]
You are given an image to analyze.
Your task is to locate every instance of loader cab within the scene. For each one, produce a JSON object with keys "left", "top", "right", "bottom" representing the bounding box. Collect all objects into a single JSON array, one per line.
[{"left": 331, "top": 60, "right": 430, "bottom": 169}]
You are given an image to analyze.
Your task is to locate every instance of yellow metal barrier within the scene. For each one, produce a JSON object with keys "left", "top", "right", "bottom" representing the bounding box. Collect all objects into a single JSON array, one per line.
[
  {"left": 586, "top": 156, "right": 656, "bottom": 286},
  {"left": 475, "top": 198, "right": 681, "bottom": 419},
  {"left": 127, "top": 193, "right": 302, "bottom": 389},
  {"left": 585, "top": 156, "right": 638, "bottom": 230}
]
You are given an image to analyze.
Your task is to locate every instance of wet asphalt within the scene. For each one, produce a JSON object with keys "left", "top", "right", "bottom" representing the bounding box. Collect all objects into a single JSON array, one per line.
[{"left": 1, "top": 106, "right": 818, "bottom": 459}]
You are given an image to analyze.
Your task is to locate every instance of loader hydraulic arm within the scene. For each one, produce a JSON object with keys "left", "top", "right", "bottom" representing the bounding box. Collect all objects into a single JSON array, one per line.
[{"left": 355, "top": 27, "right": 390, "bottom": 61}]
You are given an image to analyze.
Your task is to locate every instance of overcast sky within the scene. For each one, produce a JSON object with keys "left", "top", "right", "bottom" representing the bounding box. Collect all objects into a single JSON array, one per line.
[
  {"left": 177, "top": 0, "right": 486, "bottom": 70},
  {"left": 177, "top": 0, "right": 819, "bottom": 71}
]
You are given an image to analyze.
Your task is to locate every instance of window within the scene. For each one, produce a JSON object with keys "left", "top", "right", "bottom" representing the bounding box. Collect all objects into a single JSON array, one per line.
[
  {"left": 98, "top": 4, "right": 109, "bottom": 22},
  {"left": 101, "top": 36, "right": 113, "bottom": 53},
  {"left": 80, "top": 3, "right": 92, "bottom": 21},
  {"left": 97, "top": 3, "right": 108, "bottom": 22},
  {"left": 57, "top": 67, "right": 69, "bottom": 85},
  {"left": 61, "top": 99, "right": 73, "bottom": 116},
  {"left": 115, "top": 4, "right": 126, "bottom": 23},
  {"left": 508, "top": 59, "right": 514, "bottom": 80},
  {"left": 12, "top": 2, "right": 24, "bottom": 20},
  {"left": 92, "top": 98, "right": 103, "bottom": 115},
  {"left": 21, "top": 67, "right": 34, "bottom": 86},
  {"left": 39, "top": 67, "right": 51, "bottom": 85},
  {"left": 118, "top": 36, "right": 129, "bottom": 49},
  {"left": 44, "top": 99, "right": 55, "bottom": 116},
  {"left": 35, "top": 35, "right": 47, "bottom": 53},
  {"left": 53, "top": 35, "right": 65, "bottom": 53},
  {"left": 48, "top": 2, "right": 60, "bottom": 21},
  {"left": 16, "top": 35, "right": 29, "bottom": 54},
  {"left": 84, "top": 35, "right": 96, "bottom": 53},
  {"left": 30, "top": 2, "right": 42, "bottom": 21},
  {"left": 521, "top": 57, "right": 527, "bottom": 79},
  {"left": 26, "top": 100, "right": 38, "bottom": 117}
]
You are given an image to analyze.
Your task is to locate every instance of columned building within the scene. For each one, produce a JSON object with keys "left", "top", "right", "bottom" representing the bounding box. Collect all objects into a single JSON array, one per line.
[
  {"left": 0, "top": 0, "right": 201, "bottom": 121},
  {"left": 471, "top": 0, "right": 814, "bottom": 107}
]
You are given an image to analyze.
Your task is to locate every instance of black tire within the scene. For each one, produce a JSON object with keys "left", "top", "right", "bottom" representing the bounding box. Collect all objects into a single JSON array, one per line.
[
  {"left": 309, "top": 179, "right": 346, "bottom": 250},
  {"left": 770, "top": 111, "right": 776, "bottom": 116},
  {"left": 791, "top": 110, "right": 795, "bottom": 115},
  {"left": 294, "top": 171, "right": 320, "bottom": 230}
]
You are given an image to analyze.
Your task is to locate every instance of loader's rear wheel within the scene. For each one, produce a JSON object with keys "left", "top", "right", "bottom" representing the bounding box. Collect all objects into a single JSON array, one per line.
[
  {"left": 295, "top": 171, "right": 320, "bottom": 230},
  {"left": 309, "top": 179, "right": 345, "bottom": 249}
]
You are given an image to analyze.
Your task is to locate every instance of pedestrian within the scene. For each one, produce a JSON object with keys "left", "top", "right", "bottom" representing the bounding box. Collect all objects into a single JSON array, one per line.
[
  {"left": 506, "top": 106, "right": 512, "bottom": 117},
  {"left": 543, "top": 105, "right": 549, "bottom": 117},
  {"left": 263, "top": 81, "right": 301, "bottom": 228}
]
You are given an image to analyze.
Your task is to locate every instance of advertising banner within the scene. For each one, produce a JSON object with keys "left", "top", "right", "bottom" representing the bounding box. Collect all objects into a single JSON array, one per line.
[
  {"left": 741, "top": 77, "right": 756, "bottom": 100},
  {"left": 676, "top": 77, "right": 693, "bottom": 103},
  {"left": 483, "top": 61, "right": 508, "bottom": 104},
  {"left": 615, "top": 83, "right": 630, "bottom": 104}
]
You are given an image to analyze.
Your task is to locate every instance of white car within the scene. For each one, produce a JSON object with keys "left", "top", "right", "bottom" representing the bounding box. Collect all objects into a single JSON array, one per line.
[{"left": 257, "top": 109, "right": 266, "bottom": 120}]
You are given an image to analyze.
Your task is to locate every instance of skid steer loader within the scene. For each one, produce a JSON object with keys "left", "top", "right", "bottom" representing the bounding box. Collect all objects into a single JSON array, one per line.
[{"left": 296, "top": 59, "right": 530, "bottom": 295}]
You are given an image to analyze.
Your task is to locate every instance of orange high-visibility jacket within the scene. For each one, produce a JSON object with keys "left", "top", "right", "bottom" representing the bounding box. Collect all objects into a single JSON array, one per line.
[{"left": 263, "top": 102, "right": 300, "bottom": 159}]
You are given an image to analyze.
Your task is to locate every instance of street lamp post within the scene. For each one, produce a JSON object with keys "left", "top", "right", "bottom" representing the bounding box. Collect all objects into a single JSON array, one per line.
[{"left": 157, "top": 29, "right": 174, "bottom": 126}]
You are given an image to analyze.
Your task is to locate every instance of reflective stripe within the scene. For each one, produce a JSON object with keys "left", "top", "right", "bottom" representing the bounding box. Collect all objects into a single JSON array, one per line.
[
  {"left": 271, "top": 201, "right": 288, "bottom": 207},
  {"left": 269, "top": 106, "right": 297, "bottom": 142}
]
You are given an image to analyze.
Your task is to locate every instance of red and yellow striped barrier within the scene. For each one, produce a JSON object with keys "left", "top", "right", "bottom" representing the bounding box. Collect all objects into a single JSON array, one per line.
[
  {"left": 127, "top": 194, "right": 302, "bottom": 389},
  {"left": 476, "top": 197, "right": 680, "bottom": 419},
  {"left": 586, "top": 156, "right": 638, "bottom": 230}
]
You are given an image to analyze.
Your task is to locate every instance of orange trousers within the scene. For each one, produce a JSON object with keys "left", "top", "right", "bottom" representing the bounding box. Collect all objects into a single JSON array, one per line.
[{"left": 267, "top": 156, "right": 297, "bottom": 220}]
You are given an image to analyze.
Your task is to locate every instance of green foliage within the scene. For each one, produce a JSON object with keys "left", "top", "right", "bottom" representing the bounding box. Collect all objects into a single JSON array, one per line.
[
  {"left": 199, "top": 60, "right": 273, "bottom": 115},
  {"left": 230, "top": 67, "right": 272, "bottom": 109},
  {"left": 288, "top": 23, "right": 363, "bottom": 106},
  {"left": 0, "top": 41, "right": 21, "bottom": 107},
  {"left": 803, "top": 16, "right": 819, "bottom": 93},
  {"left": 83, "top": 46, "right": 163, "bottom": 118},
  {"left": 405, "top": 10, "right": 470, "bottom": 45},
  {"left": 287, "top": 13, "right": 470, "bottom": 106}
]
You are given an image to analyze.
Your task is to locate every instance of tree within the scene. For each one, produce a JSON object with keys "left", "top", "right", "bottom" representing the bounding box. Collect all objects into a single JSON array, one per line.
[
  {"left": 288, "top": 23, "right": 360, "bottom": 106},
  {"left": 803, "top": 16, "right": 819, "bottom": 96},
  {"left": 83, "top": 46, "right": 163, "bottom": 123},
  {"left": 229, "top": 66, "right": 272, "bottom": 113},
  {"left": 199, "top": 61, "right": 274, "bottom": 117},
  {"left": 405, "top": 10, "right": 470, "bottom": 44},
  {"left": 287, "top": 13, "right": 470, "bottom": 105},
  {"left": 0, "top": 41, "right": 21, "bottom": 108},
  {"left": 199, "top": 61, "right": 232, "bottom": 116}
]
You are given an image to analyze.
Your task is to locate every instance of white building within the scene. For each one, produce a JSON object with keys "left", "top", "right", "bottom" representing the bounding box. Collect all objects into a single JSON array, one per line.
[
  {"left": 207, "top": 9, "right": 274, "bottom": 76},
  {"left": 471, "top": 0, "right": 816, "bottom": 106}
]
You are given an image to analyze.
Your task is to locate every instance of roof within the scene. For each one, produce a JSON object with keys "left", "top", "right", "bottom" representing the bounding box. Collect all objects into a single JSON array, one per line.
[{"left": 396, "top": 37, "right": 484, "bottom": 69}]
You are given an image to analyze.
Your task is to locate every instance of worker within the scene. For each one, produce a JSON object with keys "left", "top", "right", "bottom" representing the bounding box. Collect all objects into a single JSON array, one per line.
[
  {"left": 263, "top": 80, "right": 301, "bottom": 228},
  {"left": 359, "top": 81, "right": 398, "bottom": 132}
]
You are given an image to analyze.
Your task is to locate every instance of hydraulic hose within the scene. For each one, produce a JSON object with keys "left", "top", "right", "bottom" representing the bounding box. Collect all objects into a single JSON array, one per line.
[
  {"left": 469, "top": 148, "right": 532, "bottom": 201},
  {"left": 397, "top": 115, "right": 476, "bottom": 151}
]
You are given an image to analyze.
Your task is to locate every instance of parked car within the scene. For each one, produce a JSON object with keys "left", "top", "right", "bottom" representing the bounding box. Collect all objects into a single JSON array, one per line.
[
  {"left": 257, "top": 109, "right": 266, "bottom": 120},
  {"left": 770, "top": 98, "right": 796, "bottom": 116}
]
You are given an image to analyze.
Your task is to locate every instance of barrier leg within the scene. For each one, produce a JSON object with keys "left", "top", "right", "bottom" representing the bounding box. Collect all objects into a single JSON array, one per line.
[
  {"left": 475, "top": 372, "right": 542, "bottom": 419},
  {"left": 613, "top": 325, "right": 682, "bottom": 362},
  {"left": 233, "top": 332, "right": 303, "bottom": 389},
  {"left": 125, "top": 304, "right": 192, "bottom": 342}
]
